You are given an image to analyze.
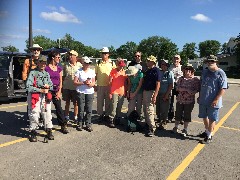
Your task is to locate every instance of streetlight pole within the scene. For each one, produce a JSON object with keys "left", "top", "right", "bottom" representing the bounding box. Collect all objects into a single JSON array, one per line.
[
  {"left": 58, "top": 38, "right": 61, "bottom": 48},
  {"left": 29, "top": 0, "right": 33, "bottom": 48}
]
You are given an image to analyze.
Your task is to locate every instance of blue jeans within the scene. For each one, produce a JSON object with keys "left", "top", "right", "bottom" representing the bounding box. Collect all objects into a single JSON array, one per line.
[{"left": 77, "top": 93, "right": 94, "bottom": 126}]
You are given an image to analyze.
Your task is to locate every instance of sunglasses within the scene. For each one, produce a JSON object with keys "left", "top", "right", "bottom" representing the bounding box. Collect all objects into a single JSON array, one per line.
[
  {"left": 135, "top": 55, "right": 141, "bottom": 57},
  {"left": 102, "top": 52, "right": 108, "bottom": 55},
  {"left": 207, "top": 60, "right": 216, "bottom": 63},
  {"left": 33, "top": 49, "right": 41, "bottom": 51}
]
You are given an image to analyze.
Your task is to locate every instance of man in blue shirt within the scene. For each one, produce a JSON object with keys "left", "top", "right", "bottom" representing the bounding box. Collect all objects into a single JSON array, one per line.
[
  {"left": 198, "top": 55, "right": 228, "bottom": 144},
  {"left": 142, "top": 55, "right": 161, "bottom": 137}
]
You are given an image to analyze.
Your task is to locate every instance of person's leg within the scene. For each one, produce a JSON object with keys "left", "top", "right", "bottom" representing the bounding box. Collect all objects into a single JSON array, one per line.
[
  {"left": 144, "top": 90, "right": 155, "bottom": 136},
  {"left": 104, "top": 86, "right": 112, "bottom": 117},
  {"left": 136, "top": 92, "right": 143, "bottom": 117},
  {"left": 127, "top": 96, "right": 137, "bottom": 117},
  {"left": 198, "top": 104, "right": 209, "bottom": 138},
  {"left": 85, "top": 93, "right": 94, "bottom": 130},
  {"left": 182, "top": 103, "right": 194, "bottom": 136},
  {"left": 168, "top": 88, "right": 175, "bottom": 120},
  {"left": 159, "top": 93, "right": 170, "bottom": 125},
  {"left": 97, "top": 86, "right": 105, "bottom": 116},
  {"left": 156, "top": 92, "right": 161, "bottom": 120},
  {"left": 116, "top": 95, "right": 124, "bottom": 118},
  {"left": 62, "top": 89, "right": 70, "bottom": 120},
  {"left": 172, "top": 102, "right": 183, "bottom": 133},
  {"left": 109, "top": 94, "right": 118, "bottom": 127},
  {"left": 76, "top": 92, "right": 85, "bottom": 131}
]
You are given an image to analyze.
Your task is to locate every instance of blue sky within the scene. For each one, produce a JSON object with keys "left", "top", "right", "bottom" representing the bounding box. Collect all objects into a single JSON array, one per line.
[{"left": 0, "top": 0, "right": 239, "bottom": 52}]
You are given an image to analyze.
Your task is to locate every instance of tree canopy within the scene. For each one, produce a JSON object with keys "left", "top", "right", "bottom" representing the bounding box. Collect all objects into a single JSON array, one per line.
[{"left": 198, "top": 40, "right": 221, "bottom": 57}]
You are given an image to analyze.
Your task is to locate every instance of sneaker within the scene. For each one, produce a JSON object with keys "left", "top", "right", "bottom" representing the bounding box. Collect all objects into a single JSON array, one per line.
[
  {"left": 74, "top": 116, "right": 78, "bottom": 124},
  {"left": 202, "top": 136, "right": 212, "bottom": 144},
  {"left": 182, "top": 129, "right": 188, "bottom": 137},
  {"left": 198, "top": 131, "right": 208, "bottom": 138},
  {"left": 86, "top": 125, "right": 93, "bottom": 132},
  {"left": 172, "top": 127, "right": 179, "bottom": 133},
  {"left": 159, "top": 121, "right": 167, "bottom": 130},
  {"left": 147, "top": 129, "right": 154, "bottom": 137},
  {"left": 97, "top": 115, "right": 104, "bottom": 123}
]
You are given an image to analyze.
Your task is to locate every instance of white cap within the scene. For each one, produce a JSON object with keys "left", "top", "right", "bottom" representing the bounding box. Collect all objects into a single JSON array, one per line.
[
  {"left": 100, "top": 47, "right": 109, "bottom": 53},
  {"left": 82, "top": 56, "right": 92, "bottom": 64}
]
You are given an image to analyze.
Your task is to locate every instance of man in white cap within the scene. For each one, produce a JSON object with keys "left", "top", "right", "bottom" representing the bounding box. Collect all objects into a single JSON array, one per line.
[
  {"left": 62, "top": 50, "right": 82, "bottom": 123},
  {"left": 95, "top": 47, "right": 116, "bottom": 123},
  {"left": 22, "top": 44, "right": 43, "bottom": 81}
]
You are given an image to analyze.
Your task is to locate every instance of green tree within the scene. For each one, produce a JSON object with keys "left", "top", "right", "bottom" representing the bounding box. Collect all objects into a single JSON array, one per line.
[
  {"left": 234, "top": 33, "right": 240, "bottom": 65},
  {"left": 138, "top": 36, "right": 178, "bottom": 63},
  {"left": 198, "top": 40, "right": 221, "bottom": 57},
  {"left": 108, "top": 46, "right": 117, "bottom": 59},
  {"left": 221, "top": 42, "right": 228, "bottom": 54},
  {"left": 1, "top": 45, "right": 19, "bottom": 52},
  {"left": 180, "top": 42, "right": 198, "bottom": 65},
  {"left": 25, "top": 35, "right": 56, "bottom": 52},
  {"left": 116, "top": 41, "right": 138, "bottom": 61}
]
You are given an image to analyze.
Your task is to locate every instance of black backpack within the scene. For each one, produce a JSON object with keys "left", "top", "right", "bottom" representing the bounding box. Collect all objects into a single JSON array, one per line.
[{"left": 126, "top": 110, "right": 142, "bottom": 133}]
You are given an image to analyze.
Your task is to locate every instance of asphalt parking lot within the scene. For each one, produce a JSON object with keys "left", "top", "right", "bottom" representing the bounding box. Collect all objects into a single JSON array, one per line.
[{"left": 0, "top": 83, "right": 240, "bottom": 180}]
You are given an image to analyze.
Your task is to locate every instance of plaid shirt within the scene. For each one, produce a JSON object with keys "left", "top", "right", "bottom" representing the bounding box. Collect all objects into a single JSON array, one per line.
[{"left": 176, "top": 76, "right": 200, "bottom": 104}]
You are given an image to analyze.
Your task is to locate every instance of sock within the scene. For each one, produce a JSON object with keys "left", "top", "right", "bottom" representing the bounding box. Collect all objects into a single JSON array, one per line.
[
  {"left": 208, "top": 132, "right": 212, "bottom": 139},
  {"left": 184, "top": 128, "right": 187, "bottom": 131},
  {"left": 206, "top": 130, "right": 210, "bottom": 136},
  {"left": 175, "top": 121, "right": 180, "bottom": 128},
  {"left": 74, "top": 116, "right": 78, "bottom": 120}
]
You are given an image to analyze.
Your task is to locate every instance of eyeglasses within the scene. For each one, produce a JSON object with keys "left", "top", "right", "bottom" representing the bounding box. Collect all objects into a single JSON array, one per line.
[{"left": 135, "top": 55, "right": 140, "bottom": 57}]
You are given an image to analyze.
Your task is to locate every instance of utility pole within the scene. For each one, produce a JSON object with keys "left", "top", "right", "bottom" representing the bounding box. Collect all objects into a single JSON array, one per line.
[{"left": 29, "top": 0, "right": 33, "bottom": 48}]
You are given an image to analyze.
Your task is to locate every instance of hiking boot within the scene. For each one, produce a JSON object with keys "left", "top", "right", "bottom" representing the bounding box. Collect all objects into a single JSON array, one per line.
[
  {"left": 159, "top": 121, "right": 167, "bottom": 130},
  {"left": 202, "top": 136, "right": 212, "bottom": 144},
  {"left": 172, "top": 127, "right": 179, "bottom": 134},
  {"left": 46, "top": 128, "right": 54, "bottom": 140},
  {"left": 182, "top": 129, "right": 188, "bottom": 137},
  {"left": 76, "top": 122, "right": 83, "bottom": 131},
  {"left": 180, "top": 120, "right": 184, "bottom": 125},
  {"left": 61, "top": 124, "right": 69, "bottom": 134},
  {"left": 29, "top": 130, "right": 37, "bottom": 142},
  {"left": 147, "top": 129, "right": 154, "bottom": 137},
  {"left": 86, "top": 125, "right": 93, "bottom": 132},
  {"left": 198, "top": 131, "right": 208, "bottom": 138}
]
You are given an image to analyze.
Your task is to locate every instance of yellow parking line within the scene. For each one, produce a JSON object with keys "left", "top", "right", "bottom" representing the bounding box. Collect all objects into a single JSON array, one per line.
[
  {"left": 166, "top": 102, "right": 240, "bottom": 180},
  {"left": 220, "top": 125, "right": 240, "bottom": 132},
  {"left": 0, "top": 129, "right": 58, "bottom": 148},
  {"left": 0, "top": 103, "right": 27, "bottom": 110}
]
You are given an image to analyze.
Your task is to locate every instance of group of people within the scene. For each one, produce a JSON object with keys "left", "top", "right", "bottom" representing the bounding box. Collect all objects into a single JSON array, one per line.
[{"left": 23, "top": 44, "right": 228, "bottom": 144}]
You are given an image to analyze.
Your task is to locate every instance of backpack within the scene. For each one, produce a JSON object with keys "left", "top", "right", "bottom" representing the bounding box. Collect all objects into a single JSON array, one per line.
[{"left": 126, "top": 110, "right": 142, "bottom": 133}]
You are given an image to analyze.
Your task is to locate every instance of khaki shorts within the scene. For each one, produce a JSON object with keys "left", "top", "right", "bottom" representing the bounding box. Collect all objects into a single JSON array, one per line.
[{"left": 62, "top": 89, "right": 77, "bottom": 102}]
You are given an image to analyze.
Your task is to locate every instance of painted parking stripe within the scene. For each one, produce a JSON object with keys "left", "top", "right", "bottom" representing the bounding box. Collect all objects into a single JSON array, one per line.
[
  {"left": 0, "top": 103, "right": 27, "bottom": 110},
  {"left": 166, "top": 102, "right": 240, "bottom": 180}
]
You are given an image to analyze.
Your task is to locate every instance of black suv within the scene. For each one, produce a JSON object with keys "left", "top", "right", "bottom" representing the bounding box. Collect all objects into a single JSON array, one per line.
[{"left": 0, "top": 51, "right": 30, "bottom": 101}]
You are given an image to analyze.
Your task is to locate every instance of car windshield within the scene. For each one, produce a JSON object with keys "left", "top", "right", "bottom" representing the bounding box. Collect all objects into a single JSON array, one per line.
[{"left": 0, "top": 55, "right": 10, "bottom": 70}]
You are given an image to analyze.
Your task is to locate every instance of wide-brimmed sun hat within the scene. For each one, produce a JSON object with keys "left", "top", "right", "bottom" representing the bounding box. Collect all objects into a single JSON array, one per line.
[
  {"left": 147, "top": 55, "right": 157, "bottom": 63},
  {"left": 29, "top": 44, "right": 43, "bottom": 50},
  {"left": 100, "top": 47, "right": 109, "bottom": 53},
  {"left": 207, "top": 55, "right": 218, "bottom": 62},
  {"left": 125, "top": 66, "right": 138, "bottom": 76},
  {"left": 184, "top": 63, "right": 195, "bottom": 72},
  {"left": 69, "top": 50, "right": 78, "bottom": 56}
]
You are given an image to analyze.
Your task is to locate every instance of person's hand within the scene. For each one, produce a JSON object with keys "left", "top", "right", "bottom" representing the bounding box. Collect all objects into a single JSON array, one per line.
[
  {"left": 151, "top": 96, "right": 157, "bottom": 104},
  {"left": 41, "top": 89, "right": 49, "bottom": 94},
  {"left": 211, "top": 99, "right": 218, "bottom": 107},
  {"left": 44, "top": 84, "right": 50, "bottom": 89},
  {"left": 163, "top": 94, "right": 169, "bottom": 101},
  {"left": 56, "top": 91, "right": 61, "bottom": 100},
  {"left": 109, "top": 94, "right": 112, "bottom": 100}
]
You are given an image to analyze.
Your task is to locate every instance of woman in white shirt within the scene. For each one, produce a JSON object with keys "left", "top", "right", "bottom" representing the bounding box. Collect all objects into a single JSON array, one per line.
[{"left": 74, "top": 56, "right": 96, "bottom": 132}]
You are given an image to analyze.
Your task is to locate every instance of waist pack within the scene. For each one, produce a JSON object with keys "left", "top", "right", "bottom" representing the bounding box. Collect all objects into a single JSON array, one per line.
[{"left": 126, "top": 110, "right": 142, "bottom": 133}]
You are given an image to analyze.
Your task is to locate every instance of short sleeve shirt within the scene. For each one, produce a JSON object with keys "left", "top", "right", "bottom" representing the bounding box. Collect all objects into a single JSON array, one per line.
[
  {"left": 129, "top": 71, "right": 143, "bottom": 93},
  {"left": 95, "top": 60, "right": 116, "bottom": 86},
  {"left": 45, "top": 66, "right": 62, "bottom": 92},
  {"left": 169, "top": 64, "right": 183, "bottom": 82},
  {"left": 142, "top": 67, "right": 161, "bottom": 91},
  {"left": 199, "top": 69, "right": 228, "bottom": 108},
  {"left": 63, "top": 62, "right": 82, "bottom": 90},
  {"left": 159, "top": 70, "right": 174, "bottom": 94},
  {"left": 75, "top": 68, "right": 96, "bottom": 94},
  {"left": 109, "top": 68, "right": 127, "bottom": 96}
]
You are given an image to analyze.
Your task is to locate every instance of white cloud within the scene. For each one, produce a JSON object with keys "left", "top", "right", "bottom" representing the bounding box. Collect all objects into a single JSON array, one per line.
[
  {"left": 191, "top": 13, "right": 212, "bottom": 22},
  {"left": 0, "top": 34, "right": 25, "bottom": 39},
  {"left": 40, "top": 6, "right": 81, "bottom": 24},
  {"left": 0, "top": 11, "right": 8, "bottom": 18}
]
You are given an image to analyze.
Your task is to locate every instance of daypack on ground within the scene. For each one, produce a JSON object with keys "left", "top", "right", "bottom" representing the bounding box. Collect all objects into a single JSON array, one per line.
[{"left": 126, "top": 110, "right": 142, "bottom": 133}]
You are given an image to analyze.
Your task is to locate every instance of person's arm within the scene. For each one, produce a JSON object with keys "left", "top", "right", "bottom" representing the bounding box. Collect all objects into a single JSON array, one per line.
[
  {"left": 211, "top": 89, "right": 225, "bottom": 107},
  {"left": 152, "top": 81, "right": 160, "bottom": 104},
  {"left": 132, "top": 78, "right": 143, "bottom": 97},
  {"left": 22, "top": 59, "right": 29, "bottom": 81}
]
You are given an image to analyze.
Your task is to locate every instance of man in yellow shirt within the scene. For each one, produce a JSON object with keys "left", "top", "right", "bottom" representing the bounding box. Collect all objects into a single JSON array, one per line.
[{"left": 95, "top": 47, "right": 116, "bottom": 123}]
